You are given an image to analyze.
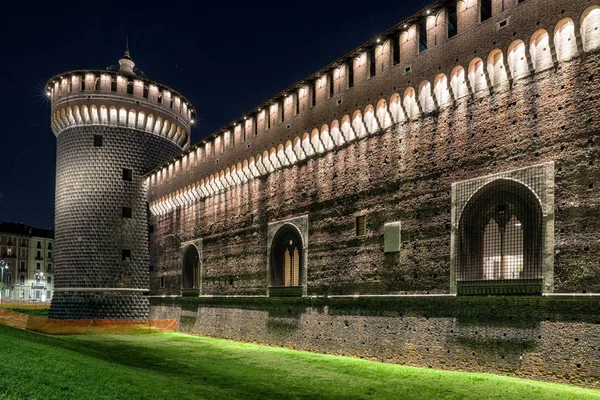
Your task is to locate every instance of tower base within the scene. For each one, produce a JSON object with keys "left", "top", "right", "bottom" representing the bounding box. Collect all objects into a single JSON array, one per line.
[{"left": 49, "top": 291, "right": 149, "bottom": 320}]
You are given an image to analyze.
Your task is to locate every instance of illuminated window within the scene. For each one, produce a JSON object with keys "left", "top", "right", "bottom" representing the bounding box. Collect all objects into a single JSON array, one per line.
[
  {"left": 270, "top": 225, "right": 302, "bottom": 289},
  {"left": 356, "top": 216, "right": 367, "bottom": 237},
  {"left": 6, "top": 248, "right": 12, "bottom": 256}
]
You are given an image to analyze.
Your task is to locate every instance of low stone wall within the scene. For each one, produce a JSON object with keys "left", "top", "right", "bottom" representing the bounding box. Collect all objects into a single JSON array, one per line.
[{"left": 150, "top": 296, "right": 600, "bottom": 388}]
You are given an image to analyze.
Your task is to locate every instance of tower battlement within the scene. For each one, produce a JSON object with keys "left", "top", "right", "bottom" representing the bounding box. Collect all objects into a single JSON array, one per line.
[
  {"left": 48, "top": 51, "right": 194, "bottom": 319},
  {"left": 46, "top": 58, "right": 195, "bottom": 149}
]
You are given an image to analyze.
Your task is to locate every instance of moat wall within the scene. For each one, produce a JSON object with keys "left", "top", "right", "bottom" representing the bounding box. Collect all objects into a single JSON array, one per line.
[{"left": 150, "top": 296, "right": 600, "bottom": 388}]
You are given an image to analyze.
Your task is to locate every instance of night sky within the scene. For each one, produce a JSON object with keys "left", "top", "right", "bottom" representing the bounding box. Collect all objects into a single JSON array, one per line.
[{"left": 0, "top": 0, "right": 427, "bottom": 229}]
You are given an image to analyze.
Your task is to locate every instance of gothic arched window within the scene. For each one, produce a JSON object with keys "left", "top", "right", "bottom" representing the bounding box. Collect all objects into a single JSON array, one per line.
[
  {"left": 457, "top": 179, "right": 543, "bottom": 294},
  {"left": 270, "top": 225, "right": 303, "bottom": 288}
]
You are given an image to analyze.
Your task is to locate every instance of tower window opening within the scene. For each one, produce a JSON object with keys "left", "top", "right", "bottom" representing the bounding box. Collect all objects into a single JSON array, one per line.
[
  {"left": 123, "top": 168, "right": 133, "bottom": 181},
  {"left": 122, "top": 249, "right": 131, "bottom": 261},
  {"left": 266, "top": 108, "right": 271, "bottom": 129},
  {"left": 160, "top": 276, "right": 165, "bottom": 288},
  {"left": 143, "top": 86, "right": 149, "bottom": 98},
  {"left": 311, "top": 81, "right": 317, "bottom": 107},
  {"left": 94, "top": 79, "right": 100, "bottom": 91},
  {"left": 93, "top": 135, "right": 103, "bottom": 147},
  {"left": 122, "top": 207, "right": 132, "bottom": 218},
  {"left": 280, "top": 101, "right": 285, "bottom": 123},
  {"left": 254, "top": 116, "right": 259, "bottom": 135},
  {"left": 369, "top": 48, "right": 377, "bottom": 77},
  {"left": 111, "top": 80, "right": 117, "bottom": 92},
  {"left": 295, "top": 92, "right": 300, "bottom": 115},
  {"left": 81, "top": 80, "right": 86, "bottom": 91},
  {"left": 481, "top": 0, "right": 492, "bottom": 21},
  {"left": 448, "top": 4, "right": 458, "bottom": 38},
  {"left": 356, "top": 215, "right": 367, "bottom": 237},
  {"left": 419, "top": 19, "right": 428, "bottom": 52},
  {"left": 392, "top": 36, "right": 400, "bottom": 65}
]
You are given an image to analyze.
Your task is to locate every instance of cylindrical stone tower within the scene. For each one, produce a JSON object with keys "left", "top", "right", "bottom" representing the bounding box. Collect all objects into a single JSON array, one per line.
[{"left": 47, "top": 48, "right": 194, "bottom": 319}]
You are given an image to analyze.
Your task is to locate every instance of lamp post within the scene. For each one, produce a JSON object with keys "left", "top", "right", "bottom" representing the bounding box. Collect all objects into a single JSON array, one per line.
[{"left": 0, "top": 260, "right": 9, "bottom": 309}]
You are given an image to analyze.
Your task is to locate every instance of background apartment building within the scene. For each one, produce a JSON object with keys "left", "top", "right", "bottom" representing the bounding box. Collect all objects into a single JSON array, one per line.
[{"left": 0, "top": 222, "right": 54, "bottom": 302}]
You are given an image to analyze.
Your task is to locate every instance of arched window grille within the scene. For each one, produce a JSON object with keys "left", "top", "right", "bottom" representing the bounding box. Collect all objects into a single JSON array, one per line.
[{"left": 457, "top": 179, "right": 543, "bottom": 295}]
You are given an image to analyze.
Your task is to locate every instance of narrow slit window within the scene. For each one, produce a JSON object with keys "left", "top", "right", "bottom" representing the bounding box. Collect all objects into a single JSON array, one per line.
[
  {"left": 448, "top": 3, "right": 458, "bottom": 38},
  {"left": 329, "top": 71, "right": 334, "bottom": 97},
  {"left": 122, "top": 249, "right": 131, "bottom": 261},
  {"left": 369, "top": 48, "right": 377, "bottom": 77},
  {"left": 419, "top": 19, "right": 428, "bottom": 52},
  {"left": 348, "top": 62, "right": 354, "bottom": 88},
  {"left": 95, "top": 79, "right": 100, "bottom": 90},
  {"left": 311, "top": 82, "right": 317, "bottom": 107},
  {"left": 266, "top": 108, "right": 271, "bottom": 129},
  {"left": 295, "top": 92, "right": 300, "bottom": 115},
  {"left": 126, "top": 82, "right": 134, "bottom": 95},
  {"left": 481, "top": 0, "right": 492, "bottom": 21},
  {"left": 280, "top": 101, "right": 285, "bottom": 123},
  {"left": 392, "top": 36, "right": 400, "bottom": 65},
  {"left": 111, "top": 80, "right": 117, "bottom": 92},
  {"left": 81, "top": 80, "right": 86, "bottom": 91},
  {"left": 160, "top": 276, "right": 165, "bottom": 288},
  {"left": 254, "top": 116, "right": 259, "bottom": 135}
]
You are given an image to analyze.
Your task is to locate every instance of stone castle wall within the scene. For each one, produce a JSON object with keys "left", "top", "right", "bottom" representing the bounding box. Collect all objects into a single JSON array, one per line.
[{"left": 149, "top": 52, "right": 600, "bottom": 296}]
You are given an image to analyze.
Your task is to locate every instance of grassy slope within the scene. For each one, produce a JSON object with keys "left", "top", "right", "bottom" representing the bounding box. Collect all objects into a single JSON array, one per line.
[{"left": 0, "top": 325, "right": 598, "bottom": 400}]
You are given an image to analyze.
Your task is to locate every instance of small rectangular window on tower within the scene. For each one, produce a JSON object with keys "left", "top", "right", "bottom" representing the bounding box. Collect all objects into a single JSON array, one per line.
[
  {"left": 419, "top": 19, "right": 428, "bottom": 52},
  {"left": 93, "top": 135, "right": 103, "bottom": 147},
  {"left": 122, "top": 168, "right": 133, "bottom": 181},
  {"left": 280, "top": 101, "right": 285, "bottom": 123},
  {"left": 448, "top": 3, "right": 458, "bottom": 38},
  {"left": 295, "top": 92, "right": 300, "bottom": 115},
  {"left": 111, "top": 80, "right": 117, "bottom": 92},
  {"left": 160, "top": 276, "right": 165, "bottom": 288},
  {"left": 356, "top": 215, "right": 367, "bottom": 237},
  {"left": 122, "top": 207, "right": 132, "bottom": 218},
  {"left": 480, "top": 0, "right": 492, "bottom": 21},
  {"left": 311, "top": 82, "right": 317, "bottom": 107},
  {"left": 122, "top": 249, "right": 131, "bottom": 261}
]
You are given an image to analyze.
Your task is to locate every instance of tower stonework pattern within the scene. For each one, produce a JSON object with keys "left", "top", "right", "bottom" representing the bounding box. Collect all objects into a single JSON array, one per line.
[{"left": 47, "top": 52, "right": 194, "bottom": 319}]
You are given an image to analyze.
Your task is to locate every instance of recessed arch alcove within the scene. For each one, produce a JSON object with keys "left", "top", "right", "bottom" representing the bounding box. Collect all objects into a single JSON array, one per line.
[{"left": 180, "top": 239, "right": 202, "bottom": 296}]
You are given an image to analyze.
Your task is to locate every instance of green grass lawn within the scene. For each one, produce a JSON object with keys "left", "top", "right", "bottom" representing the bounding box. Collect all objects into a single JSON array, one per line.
[
  {"left": 6, "top": 308, "right": 49, "bottom": 317},
  {"left": 0, "top": 324, "right": 598, "bottom": 400}
]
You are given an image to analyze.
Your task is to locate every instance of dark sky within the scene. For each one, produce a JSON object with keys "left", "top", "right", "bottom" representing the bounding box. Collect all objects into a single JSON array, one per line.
[{"left": 0, "top": 0, "right": 427, "bottom": 229}]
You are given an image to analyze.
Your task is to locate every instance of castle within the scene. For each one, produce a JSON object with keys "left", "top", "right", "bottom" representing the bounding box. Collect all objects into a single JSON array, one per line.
[{"left": 47, "top": 0, "right": 600, "bottom": 385}]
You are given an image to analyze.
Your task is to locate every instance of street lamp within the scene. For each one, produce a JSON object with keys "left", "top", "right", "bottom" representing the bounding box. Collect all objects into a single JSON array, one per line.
[{"left": 0, "top": 260, "right": 9, "bottom": 309}]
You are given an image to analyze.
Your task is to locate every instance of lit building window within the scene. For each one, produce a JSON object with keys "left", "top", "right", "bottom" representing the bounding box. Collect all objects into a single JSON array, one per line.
[{"left": 356, "top": 216, "right": 367, "bottom": 237}]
